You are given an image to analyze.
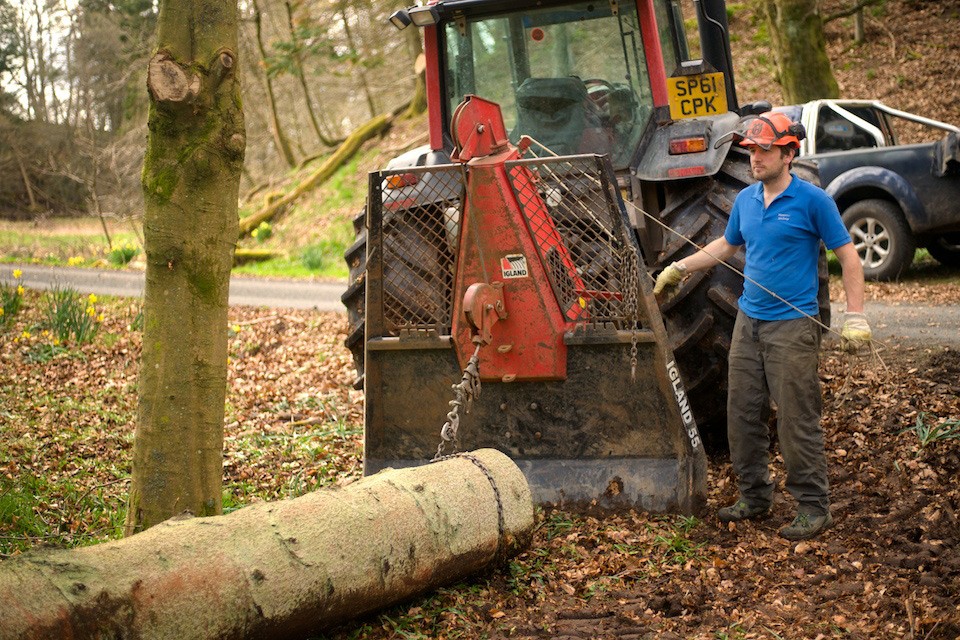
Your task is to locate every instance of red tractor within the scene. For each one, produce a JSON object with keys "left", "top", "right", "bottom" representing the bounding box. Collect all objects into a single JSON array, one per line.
[{"left": 342, "top": 0, "right": 825, "bottom": 513}]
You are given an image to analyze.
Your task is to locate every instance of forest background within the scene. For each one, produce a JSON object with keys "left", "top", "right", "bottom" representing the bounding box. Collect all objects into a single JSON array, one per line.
[{"left": 1, "top": 0, "right": 958, "bottom": 274}]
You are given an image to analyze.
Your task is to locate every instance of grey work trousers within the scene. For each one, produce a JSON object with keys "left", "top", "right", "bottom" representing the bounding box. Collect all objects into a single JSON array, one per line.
[{"left": 727, "top": 310, "right": 830, "bottom": 516}]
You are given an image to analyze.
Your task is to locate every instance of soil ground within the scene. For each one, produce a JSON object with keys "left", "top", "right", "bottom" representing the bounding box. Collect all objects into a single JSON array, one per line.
[{"left": 3, "top": 282, "right": 958, "bottom": 639}]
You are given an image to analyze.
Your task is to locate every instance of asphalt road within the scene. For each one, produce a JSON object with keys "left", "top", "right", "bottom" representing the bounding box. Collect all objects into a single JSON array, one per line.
[
  {"left": 0, "top": 263, "right": 347, "bottom": 312},
  {"left": 2, "top": 263, "right": 957, "bottom": 345}
]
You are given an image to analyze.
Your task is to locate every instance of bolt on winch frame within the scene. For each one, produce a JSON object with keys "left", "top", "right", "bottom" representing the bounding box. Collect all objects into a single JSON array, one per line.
[{"left": 362, "top": 96, "right": 706, "bottom": 514}]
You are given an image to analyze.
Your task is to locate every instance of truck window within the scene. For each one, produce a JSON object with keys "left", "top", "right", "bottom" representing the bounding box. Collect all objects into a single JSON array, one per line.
[
  {"left": 816, "top": 106, "right": 878, "bottom": 152},
  {"left": 443, "top": 1, "right": 655, "bottom": 169}
]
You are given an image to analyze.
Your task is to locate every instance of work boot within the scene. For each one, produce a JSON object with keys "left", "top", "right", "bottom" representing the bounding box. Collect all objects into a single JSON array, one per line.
[
  {"left": 717, "top": 498, "right": 770, "bottom": 523},
  {"left": 780, "top": 512, "right": 834, "bottom": 540}
]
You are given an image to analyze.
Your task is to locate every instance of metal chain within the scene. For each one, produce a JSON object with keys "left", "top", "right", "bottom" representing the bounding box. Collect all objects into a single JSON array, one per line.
[
  {"left": 433, "top": 343, "right": 483, "bottom": 460},
  {"left": 622, "top": 245, "right": 642, "bottom": 382},
  {"left": 431, "top": 452, "right": 506, "bottom": 557}
]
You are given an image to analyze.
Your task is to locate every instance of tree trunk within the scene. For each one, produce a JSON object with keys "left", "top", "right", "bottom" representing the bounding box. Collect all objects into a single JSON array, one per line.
[
  {"left": 126, "top": 0, "right": 245, "bottom": 535},
  {"left": 0, "top": 450, "right": 535, "bottom": 640},
  {"left": 340, "top": 1, "right": 377, "bottom": 119},
  {"left": 251, "top": 0, "right": 297, "bottom": 168},
  {"left": 238, "top": 111, "right": 391, "bottom": 236},
  {"left": 284, "top": 1, "right": 339, "bottom": 148},
  {"left": 764, "top": 0, "right": 839, "bottom": 103}
]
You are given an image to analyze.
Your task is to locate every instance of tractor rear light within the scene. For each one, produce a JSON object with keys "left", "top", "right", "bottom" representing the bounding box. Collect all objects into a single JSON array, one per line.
[
  {"left": 669, "top": 136, "right": 708, "bottom": 154},
  {"left": 385, "top": 173, "right": 419, "bottom": 189}
]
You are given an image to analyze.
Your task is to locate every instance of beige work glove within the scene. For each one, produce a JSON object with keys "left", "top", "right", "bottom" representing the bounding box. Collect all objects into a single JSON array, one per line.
[
  {"left": 653, "top": 263, "right": 686, "bottom": 295},
  {"left": 840, "top": 311, "right": 872, "bottom": 353}
]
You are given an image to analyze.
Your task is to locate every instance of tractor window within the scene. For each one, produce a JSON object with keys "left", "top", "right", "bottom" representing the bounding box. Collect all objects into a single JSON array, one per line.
[
  {"left": 443, "top": 1, "right": 654, "bottom": 169},
  {"left": 656, "top": 0, "right": 684, "bottom": 72}
]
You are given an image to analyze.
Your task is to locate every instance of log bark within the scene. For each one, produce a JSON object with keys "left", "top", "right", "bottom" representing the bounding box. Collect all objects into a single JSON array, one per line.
[
  {"left": 238, "top": 112, "right": 391, "bottom": 237},
  {"left": 0, "top": 449, "right": 534, "bottom": 640}
]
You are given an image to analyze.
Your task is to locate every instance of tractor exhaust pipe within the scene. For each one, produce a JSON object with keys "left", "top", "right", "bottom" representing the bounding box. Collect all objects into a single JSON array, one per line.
[{"left": 695, "top": 0, "right": 738, "bottom": 111}]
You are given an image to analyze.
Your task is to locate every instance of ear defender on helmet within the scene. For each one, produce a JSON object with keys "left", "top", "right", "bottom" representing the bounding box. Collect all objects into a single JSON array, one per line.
[{"left": 787, "top": 122, "right": 806, "bottom": 142}]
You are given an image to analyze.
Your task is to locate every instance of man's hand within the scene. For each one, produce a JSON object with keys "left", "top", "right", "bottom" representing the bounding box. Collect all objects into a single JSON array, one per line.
[
  {"left": 840, "top": 312, "right": 872, "bottom": 353},
  {"left": 653, "top": 263, "right": 686, "bottom": 295}
]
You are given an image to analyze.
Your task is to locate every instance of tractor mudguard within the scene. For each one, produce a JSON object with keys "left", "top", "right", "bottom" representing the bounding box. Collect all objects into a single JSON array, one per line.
[{"left": 634, "top": 111, "right": 741, "bottom": 181}]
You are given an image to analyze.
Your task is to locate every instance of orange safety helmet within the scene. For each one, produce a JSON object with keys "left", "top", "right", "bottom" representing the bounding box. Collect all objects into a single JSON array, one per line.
[{"left": 715, "top": 111, "right": 806, "bottom": 150}]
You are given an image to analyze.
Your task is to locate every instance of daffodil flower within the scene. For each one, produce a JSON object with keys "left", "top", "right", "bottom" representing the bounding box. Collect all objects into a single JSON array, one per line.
[{"left": 12, "top": 269, "right": 22, "bottom": 279}]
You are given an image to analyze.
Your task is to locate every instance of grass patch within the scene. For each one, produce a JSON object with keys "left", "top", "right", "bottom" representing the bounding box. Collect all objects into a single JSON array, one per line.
[
  {"left": 44, "top": 286, "right": 103, "bottom": 345},
  {"left": 0, "top": 225, "right": 141, "bottom": 268},
  {"left": 899, "top": 412, "right": 960, "bottom": 453}
]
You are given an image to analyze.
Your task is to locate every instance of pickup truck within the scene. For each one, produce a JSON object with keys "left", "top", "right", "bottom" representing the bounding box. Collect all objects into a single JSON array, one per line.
[{"left": 773, "top": 100, "right": 960, "bottom": 280}]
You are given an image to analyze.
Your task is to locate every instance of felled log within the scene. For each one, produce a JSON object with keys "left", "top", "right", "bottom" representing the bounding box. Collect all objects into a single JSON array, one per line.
[{"left": 0, "top": 449, "right": 533, "bottom": 640}]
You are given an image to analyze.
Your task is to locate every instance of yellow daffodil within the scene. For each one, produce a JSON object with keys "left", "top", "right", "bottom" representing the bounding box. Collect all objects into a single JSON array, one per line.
[
  {"left": 232, "top": 324, "right": 241, "bottom": 333},
  {"left": 17, "top": 285, "right": 24, "bottom": 296},
  {"left": 88, "top": 293, "right": 98, "bottom": 304},
  {"left": 12, "top": 269, "right": 22, "bottom": 279},
  {"left": 97, "top": 314, "right": 104, "bottom": 322},
  {"left": 0, "top": 308, "right": 4, "bottom": 317},
  {"left": 86, "top": 306, "right": 96, "bottom": 317},
  {"left": 21, "top": 331, "right": 30, "bottom": 339}
]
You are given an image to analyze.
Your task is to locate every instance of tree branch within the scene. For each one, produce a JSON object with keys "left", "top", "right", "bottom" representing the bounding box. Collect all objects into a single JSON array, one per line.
[{"left": 823, "top": 0, "right": 881, "bottom": 24}]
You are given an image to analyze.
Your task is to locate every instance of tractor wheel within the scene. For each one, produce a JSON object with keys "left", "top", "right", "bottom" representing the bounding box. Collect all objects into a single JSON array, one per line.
[
  {"left": 842, "top": 199, "right": 916, "bottom": 281},
  {"left": 652, "top": 149, "right": 830, "bottom": 448},
  {"left": 341, "top": 208, "right": 367, "bottom": 389},
  {"left": 340, "top": 205, "right": 453, "bottom": 390}
]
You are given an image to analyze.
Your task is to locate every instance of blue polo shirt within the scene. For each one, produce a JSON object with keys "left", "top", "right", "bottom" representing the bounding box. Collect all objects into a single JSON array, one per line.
[{"left": 724, "top": 174, "right": 851, "bottom": 321}]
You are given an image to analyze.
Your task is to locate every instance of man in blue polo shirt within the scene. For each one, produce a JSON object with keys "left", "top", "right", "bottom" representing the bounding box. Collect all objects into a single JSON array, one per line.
[{"left": 654, "top": 111, "right": 871, "bottom": 540}]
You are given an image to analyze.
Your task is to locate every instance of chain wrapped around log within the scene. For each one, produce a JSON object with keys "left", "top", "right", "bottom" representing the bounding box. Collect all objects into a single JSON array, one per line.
[{"left": 0, "top": 449, "right": 534, "bottom": 640}]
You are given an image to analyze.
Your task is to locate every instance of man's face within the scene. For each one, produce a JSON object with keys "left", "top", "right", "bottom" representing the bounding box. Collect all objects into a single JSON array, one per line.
[{"left": 748, "top": 145, "right": 792, "bottom": 183}]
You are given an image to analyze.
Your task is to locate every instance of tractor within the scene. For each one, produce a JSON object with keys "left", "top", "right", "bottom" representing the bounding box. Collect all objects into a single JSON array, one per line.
[{"left": 342, "top": 0, "right": 825, "bottom": 513}]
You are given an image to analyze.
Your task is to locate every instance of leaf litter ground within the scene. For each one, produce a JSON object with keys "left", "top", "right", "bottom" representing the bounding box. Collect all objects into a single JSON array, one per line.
[{"left": 1, "top": 285, "right": 958, "bottom": 639}]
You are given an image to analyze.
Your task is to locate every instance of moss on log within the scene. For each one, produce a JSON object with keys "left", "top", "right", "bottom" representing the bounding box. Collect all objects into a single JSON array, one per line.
[{"left": 0, "top": 449, "right": 533, "bottom": 640}]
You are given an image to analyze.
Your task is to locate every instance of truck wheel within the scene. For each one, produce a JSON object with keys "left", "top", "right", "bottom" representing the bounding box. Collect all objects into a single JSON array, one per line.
[
  {"left": 652, "top": 150, "right": 830, "bottom": 447},
  {"left": 926, "top": 233, "right": 960, "bottom": 267},
  {"left": 842, "top": 199, "right": 915, "bottom": 281}
]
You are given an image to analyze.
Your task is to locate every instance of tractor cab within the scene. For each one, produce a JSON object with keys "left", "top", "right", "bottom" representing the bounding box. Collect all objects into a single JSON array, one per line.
[{"left": 437, "top": 1, "right": 681, "bottom": 168}]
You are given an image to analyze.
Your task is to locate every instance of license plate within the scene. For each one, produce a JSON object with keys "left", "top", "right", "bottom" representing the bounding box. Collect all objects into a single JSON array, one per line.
[{"left": 667, "top": 72, "right": 728, "bottom": 120}]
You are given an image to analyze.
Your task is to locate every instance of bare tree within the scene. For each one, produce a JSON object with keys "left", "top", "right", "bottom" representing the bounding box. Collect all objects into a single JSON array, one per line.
[{"left": 126, "top": 0, "right": 245, "bottom": 534}]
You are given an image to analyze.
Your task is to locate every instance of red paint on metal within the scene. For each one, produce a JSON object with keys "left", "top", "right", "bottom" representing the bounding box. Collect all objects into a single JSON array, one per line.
[
  {"left": 452, "top": 96, "right": 511, "bottom": 161},
  {"left": 668, "top": 165, "right": 707, "bottom": 177},
  {"left": 452, "top": 156, "right": 570, "bottom": 381},
  {"left": 463, "top": 282, "right": 507, "bottom": 346},
  {"left": 637, "top": 0, "right": 669, "bottom": 106}
]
